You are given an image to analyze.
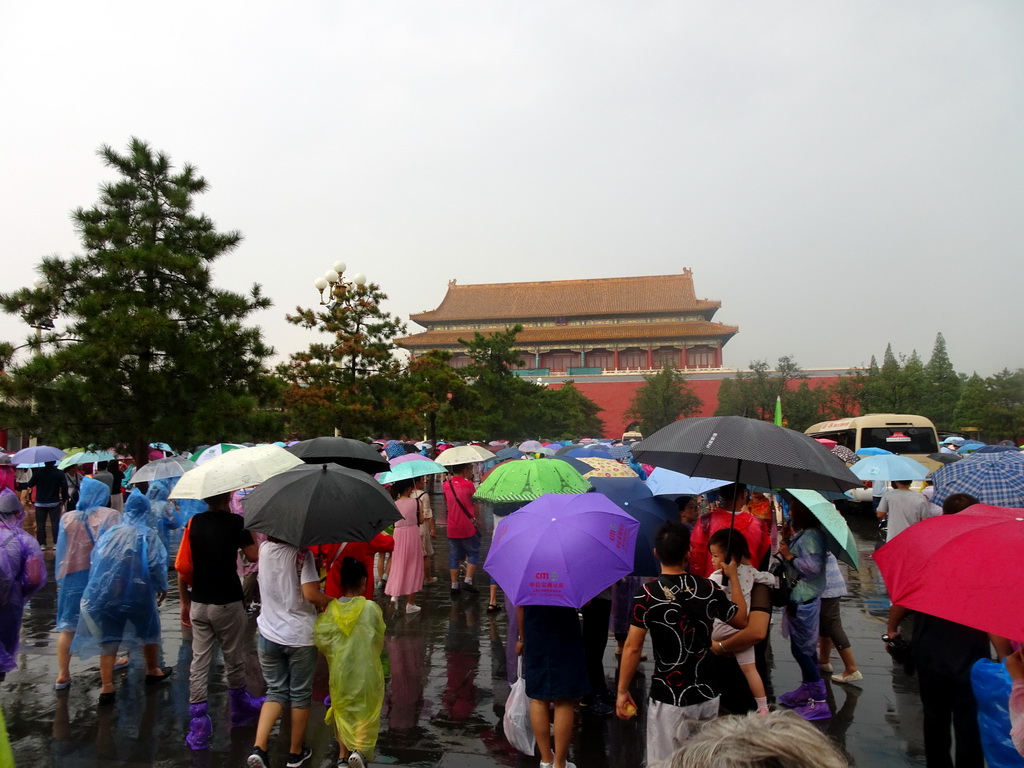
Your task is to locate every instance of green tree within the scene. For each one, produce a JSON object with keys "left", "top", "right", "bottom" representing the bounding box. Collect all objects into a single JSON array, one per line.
[
  {"left": 540, "top": 381, "right": 606, "bottom": 439},
  {"left": 405, "top": 349, "right": 469, "bottom": 450},
  {"left": 456, "top": 325, "right": 540, "bottom": 438},
  {"left": 0, "top": 139, "right": 273, "bottom": 463},
  {"left": 277, "top": 281, "right": 407, "bottom": 438},
  {"left": 714, "top": 356, "right": 807, "bottom": 421},
  {"left": 953, "top": 373, "right": 991, "bottom": 435},
  {"left": 817, "top": 374, "right": 865, "bottom": 420},
  {"left": 861, "top": 344, "right": 928, "bottom": 414},
  {"left": 626, "top": 366, "right": 702, "bottom": 436},
  {"left": 985, "top": 369, "right": 1024, "bottom": 441},
  {"left": 922, "top": 333, "right": 961, "bottom": 430}
]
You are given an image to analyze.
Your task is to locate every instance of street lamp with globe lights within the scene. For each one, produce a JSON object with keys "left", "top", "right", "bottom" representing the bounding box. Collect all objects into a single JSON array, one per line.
[{"left": 313, "top": 261, "right": 367, "bottom": 309}]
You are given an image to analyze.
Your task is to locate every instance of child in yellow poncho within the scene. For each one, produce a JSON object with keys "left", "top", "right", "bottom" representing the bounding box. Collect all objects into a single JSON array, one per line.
[{"left": 314, "top": 556, "right": 386, "bottom": 768}]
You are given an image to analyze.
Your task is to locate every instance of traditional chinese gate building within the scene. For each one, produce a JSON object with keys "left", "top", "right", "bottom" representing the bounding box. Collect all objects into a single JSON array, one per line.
[{"left": 397, "top": 269, "right": 738, "bottom": 375}]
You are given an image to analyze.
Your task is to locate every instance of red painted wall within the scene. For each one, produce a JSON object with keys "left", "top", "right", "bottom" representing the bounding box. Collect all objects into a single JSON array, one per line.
[{"left": 550, "top": 376, "right": 845, "bottom": 437}]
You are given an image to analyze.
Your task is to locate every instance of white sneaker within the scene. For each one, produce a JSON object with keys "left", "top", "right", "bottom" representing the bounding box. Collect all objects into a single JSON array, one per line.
[
  {"left": 539, "top": 763, "right": 553, "bottom": 768},
  {"left": 405, "top": 604, "right": 421, "bottom": 614},
  {"left": 347, "top": 750, "right": 366, "bottom": 768}
]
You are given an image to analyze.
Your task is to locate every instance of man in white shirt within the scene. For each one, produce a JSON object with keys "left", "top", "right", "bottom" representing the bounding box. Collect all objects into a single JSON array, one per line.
[
  {"left": 877, "top": 481, "right": 931, "bottom": 541},
  {"left": 248, "top": 538, "right": 331, "bottom": 768}
]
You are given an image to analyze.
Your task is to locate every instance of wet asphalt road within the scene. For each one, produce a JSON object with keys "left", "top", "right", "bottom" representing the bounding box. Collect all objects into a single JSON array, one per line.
[{"left": 2, "top": 495, "right": 928, "bottom": 768}]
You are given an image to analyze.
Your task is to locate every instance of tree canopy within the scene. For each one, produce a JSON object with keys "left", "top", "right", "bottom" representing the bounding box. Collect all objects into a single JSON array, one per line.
[
  {"left": 0, "top": 138, "right": 274, "bottom": 462},
  {"left": 626, "top": 366, "right": 702, "bottom": 436}
]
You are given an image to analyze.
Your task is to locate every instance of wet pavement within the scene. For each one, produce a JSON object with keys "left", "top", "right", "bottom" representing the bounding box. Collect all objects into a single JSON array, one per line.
[{"left": 2, "top": 495, "right": 929, "bottom": 767}]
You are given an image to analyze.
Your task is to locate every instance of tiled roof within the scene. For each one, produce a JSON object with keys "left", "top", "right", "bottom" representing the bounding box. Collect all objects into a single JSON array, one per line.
[
  {"left": 397, "top": 320, "right": 739, "bottom": 349},
  {"left": 409, "top": 271, "right": 720, "bottom": 324}
]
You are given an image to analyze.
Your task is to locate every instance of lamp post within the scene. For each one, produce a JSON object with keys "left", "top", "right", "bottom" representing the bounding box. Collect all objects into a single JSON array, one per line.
[{"left": 311, "top": 263, "right": 368, "bottom": 438}]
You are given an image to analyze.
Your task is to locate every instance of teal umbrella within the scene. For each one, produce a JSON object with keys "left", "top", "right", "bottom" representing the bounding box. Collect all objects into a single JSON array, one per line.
[
  {"left": 376, "top": 460, "right": 447, "bottom": 484},
  {"left": 58, "top": 450, "right": 116, "bottom": 469},
  {"left": 786, "top": 488, "right": 859, "bottom": 569}
]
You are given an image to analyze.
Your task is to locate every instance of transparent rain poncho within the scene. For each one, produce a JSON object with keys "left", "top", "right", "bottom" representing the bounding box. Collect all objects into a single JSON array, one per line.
[
  {"left": 55, "top": 477, "right": 121, "bottom": 632},
  {"left": 146, "top": 478, "right": 185, "bottom": 552},
  {"left": 74, "top": 489, "right": 168, "bottom": 656},
  {"left": 314, "top": 597, "right": 386, "bottom": 758},
  {"left": 0, "top": 489, "right": 46, "bottom": 674}
]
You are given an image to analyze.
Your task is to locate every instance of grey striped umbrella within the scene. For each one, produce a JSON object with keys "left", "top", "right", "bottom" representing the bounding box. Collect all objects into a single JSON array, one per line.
[{"left": 633, "top": 416, "right": 861, "bottom": 493}]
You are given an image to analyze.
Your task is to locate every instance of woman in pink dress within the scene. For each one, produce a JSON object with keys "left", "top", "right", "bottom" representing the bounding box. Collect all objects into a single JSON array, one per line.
[{"left": 384, "top": 479, "right": 424, "bottom": 614}]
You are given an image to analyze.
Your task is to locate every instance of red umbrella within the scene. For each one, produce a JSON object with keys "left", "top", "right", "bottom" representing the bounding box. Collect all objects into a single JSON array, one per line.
[{"left": 874, "top": 504, "right": 1024, "bottom": 642}]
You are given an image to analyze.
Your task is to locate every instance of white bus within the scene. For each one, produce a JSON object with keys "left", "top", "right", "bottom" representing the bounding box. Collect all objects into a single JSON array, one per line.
[{"left": 804, "top": 414, "right": 941, "bottom": 472}]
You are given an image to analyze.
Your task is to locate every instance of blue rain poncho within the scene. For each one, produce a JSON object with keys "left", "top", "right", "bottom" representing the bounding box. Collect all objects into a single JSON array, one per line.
[
  {"left": 146, "top": 478, "right": 185, "bottom": 552},
  {"left": 314, "top": 597, "right": 386, "bottom": 758},
  {"left": 55, "top": 477, "right": 121, "bottom": 632},
  {"left": 0, "top": 489, "right": 46, "bottom": 674},
  {"left": 74, "top": 489, "right": 168, "bottom": 656}
]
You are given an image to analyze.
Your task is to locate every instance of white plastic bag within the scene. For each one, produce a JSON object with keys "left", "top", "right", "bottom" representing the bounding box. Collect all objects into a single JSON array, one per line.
[{"left": 503, "top": 658, "right": 536, "bottom": 755}]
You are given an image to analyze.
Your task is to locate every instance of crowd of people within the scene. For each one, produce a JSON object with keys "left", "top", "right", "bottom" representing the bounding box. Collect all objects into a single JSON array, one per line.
[{"left": 1, "top": 436, "right": 1022, "bottom": 768}]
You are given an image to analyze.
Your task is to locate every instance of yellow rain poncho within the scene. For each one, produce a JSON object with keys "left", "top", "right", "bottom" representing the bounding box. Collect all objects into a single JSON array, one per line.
[{"left": 314, "top": 596, "right": 386, "bottom": 758}]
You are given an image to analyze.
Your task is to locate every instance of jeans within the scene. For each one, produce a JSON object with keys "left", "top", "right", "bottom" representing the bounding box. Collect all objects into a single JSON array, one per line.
[{"left": 258, "top": 635, "right": 316, "bottom": 708}]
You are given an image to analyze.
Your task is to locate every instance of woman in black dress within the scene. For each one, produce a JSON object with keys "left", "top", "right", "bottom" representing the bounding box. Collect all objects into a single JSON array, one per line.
[{"left": 516, "top": 604, "right": 588, "bottom": 768}]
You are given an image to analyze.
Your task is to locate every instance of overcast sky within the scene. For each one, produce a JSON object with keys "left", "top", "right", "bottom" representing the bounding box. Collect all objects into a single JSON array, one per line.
[{"left": 2, "top": 2, "right": 1021, "bottom": 377}]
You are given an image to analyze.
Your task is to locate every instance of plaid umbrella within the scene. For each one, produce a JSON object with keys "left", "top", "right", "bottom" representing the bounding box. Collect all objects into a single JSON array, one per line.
[
  {"left": 931, "top": 451, "right": 1024, "bottom": 508},
  {"left": 496, "top": 447, "right": 526, "bottom": 462},
  {"left": 609, "top": 445, "right": 633, "bottom": 461},
  {"left": 384, "top": 442, "right": 408, "bottom": 460}
]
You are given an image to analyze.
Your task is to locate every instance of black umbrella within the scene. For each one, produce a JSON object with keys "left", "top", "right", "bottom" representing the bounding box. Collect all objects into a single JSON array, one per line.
[
  {"left": 928, "top": 452, "right": 963, "bottom": 465},
  {"left": 285, "top": 437, "right": 389, "bottom": 475},
  {"left": 243, "top": 463, "right": 400, "bottom": 547},
  {"left": 632, "top": 416, "right": 861, "bottom": 493}
]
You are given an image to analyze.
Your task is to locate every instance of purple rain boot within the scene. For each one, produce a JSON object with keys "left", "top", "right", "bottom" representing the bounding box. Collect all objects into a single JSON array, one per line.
[
  {"left": 777, "top": 681, "right": 813, "bottom": 708},
  {"left": 186, "top": 701, "right": 212, "bottom": 750},
  {"left": 794, "top": 679, "right": 832, "bottom": 721},
  {"left": 229, "top": 687, "right": 265, "bottom": 727}
]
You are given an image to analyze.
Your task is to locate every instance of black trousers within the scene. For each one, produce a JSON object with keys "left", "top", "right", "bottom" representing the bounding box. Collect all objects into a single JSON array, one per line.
[
  {"left": 581, "top": 597, "right": 612, "bottom": 696},
  {"left": 917, "top": 665, "right": 984, "bottom": 768},
  {"left": 35, "top": 505, "right": 61, "bottom": 547}
]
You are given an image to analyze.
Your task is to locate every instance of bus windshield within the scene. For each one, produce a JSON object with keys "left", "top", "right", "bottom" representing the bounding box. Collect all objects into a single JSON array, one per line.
[{"left": 859, "top": 427, "right": 938, "bottom": 455}]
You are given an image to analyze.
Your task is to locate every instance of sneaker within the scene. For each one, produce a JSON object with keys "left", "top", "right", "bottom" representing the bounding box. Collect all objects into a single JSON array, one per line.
[
  {"left": 539, "top": 763, "right": 553, "bottom": 768},
  {"left": 347, "top": 750, "right": 366, "bottom": 768},
  {"left": 286, "top": 745, "right": 313, "bottom": 768},
  {"left": 405, "top": 604, "right": 421, "bottom": 614},
  {"left": 461, "top": 581, "right": 478, "bottom": 594},
  {"left": 819, "top": 663, "right": 833, "bottom": 673},
  {"left": 450, "top": 585, "right": 461, "bottom": 597},
  {"left": 832, "top": 670, "right": 864, "bottom": 684},
  {"left": 248, "top": 746, "right": 271, "bottom": 768},
  {"left": 757, "top": 706, "right": 770, "bottom": 714}
]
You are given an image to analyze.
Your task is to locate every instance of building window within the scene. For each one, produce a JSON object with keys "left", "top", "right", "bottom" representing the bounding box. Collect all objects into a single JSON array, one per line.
[
  {"left": 619, "top": 347, "right": 645, "bottom": 370},
  {"left": 686, "top": 346, "right": 716, "bottom": 368}
]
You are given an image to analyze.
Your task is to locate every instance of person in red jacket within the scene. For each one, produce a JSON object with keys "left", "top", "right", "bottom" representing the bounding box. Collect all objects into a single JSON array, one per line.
[
  {"left": 314, "top": 533, "right": 395, "bottom": 601},
  {"left": 688, "top": 484, "right": 770, "bottom": 577}
]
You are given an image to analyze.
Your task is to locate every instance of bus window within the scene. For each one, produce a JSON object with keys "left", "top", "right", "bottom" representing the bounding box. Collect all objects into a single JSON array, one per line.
[{"left": 859, "top": 427, "right": 939, "bottom": 455}]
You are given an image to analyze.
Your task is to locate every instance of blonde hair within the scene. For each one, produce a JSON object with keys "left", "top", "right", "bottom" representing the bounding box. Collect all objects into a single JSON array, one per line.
[{"left": 669, "top": 711, "right": 848, "bottom": 768}]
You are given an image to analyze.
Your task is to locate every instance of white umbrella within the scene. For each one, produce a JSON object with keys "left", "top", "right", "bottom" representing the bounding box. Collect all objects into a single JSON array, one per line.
[
  {"left": 169, "top": 444, "right": 303, "bottom": 500},
  {"left": 129, "top": 455, "right": 198, "bottom": 484},
  {"left": 435, "top": 445, "right": 496, "bottom": 466},
  {"left": 191, "top": 443, "right": 246, "bottom": 465}
]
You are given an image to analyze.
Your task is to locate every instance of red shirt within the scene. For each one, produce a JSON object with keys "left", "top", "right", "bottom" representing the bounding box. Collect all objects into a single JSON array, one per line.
[
  {"left": 314, "top": 533, "right": 394, "bottom": 601},
  {"left": 443, "top": 475, "right": 478, "bottom": 539}
]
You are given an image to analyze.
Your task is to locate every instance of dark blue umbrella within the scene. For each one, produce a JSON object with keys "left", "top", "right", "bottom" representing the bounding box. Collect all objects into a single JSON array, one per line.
[
  {"left": 496, "top": 447, "right": 526, "bottom": 462},
  {"left": 549, "top": 456, "right": 593, "bottom": 476},
  {"left": 609, "top": 445, "right": 633, "bottom": 461},
  {"left": 588, "top": 476, "right": 677, "bottom": 577},
  {"left": 973, "top": 444, "right": 1019, "bottom": 454},
  {"left": 565, "top": 446, "right": 612, "bottom": 459}
]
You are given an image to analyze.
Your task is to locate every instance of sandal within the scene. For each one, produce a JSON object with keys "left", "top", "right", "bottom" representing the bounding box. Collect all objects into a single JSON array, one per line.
[{"left": 486, "top": 603, "right": 502, "bottom": 614}]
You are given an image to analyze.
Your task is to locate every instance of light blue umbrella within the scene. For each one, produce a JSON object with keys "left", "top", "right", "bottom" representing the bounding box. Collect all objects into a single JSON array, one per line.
[
  {"left": 850, "top": 454, "right": 928, "bottom": 483},
  {"left": 645, "top": 467, "right": 730, "bottom": 497},
  {"left": 854, "top": 447, "right": 893, "bottom": 457},
  {"left": 376, "top": 459, "right": 448, "bottom": 484},
  {"left": 11, "top": 445, "right": 66, "bottom": 465},
  {"left": 58, "top": 450, "right": 116, "bottom": 469}
]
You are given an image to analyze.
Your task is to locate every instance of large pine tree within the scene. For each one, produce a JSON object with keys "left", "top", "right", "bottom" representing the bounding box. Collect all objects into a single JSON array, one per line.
[
  {"left": 923, "top": 332, "right": 961, "bottom": 430},
  {"left": 0, "top": 139, "right": 273, "bottom": 463}
]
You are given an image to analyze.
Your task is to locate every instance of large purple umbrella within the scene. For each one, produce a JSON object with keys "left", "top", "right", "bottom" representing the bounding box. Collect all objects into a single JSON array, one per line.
[{"left": 484, "top": 493, "right": 639, "bottom": 609}]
